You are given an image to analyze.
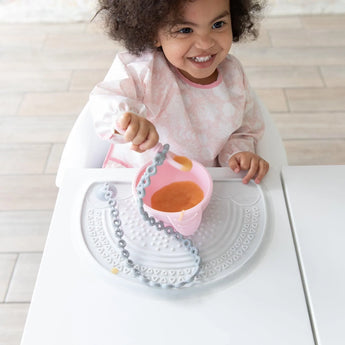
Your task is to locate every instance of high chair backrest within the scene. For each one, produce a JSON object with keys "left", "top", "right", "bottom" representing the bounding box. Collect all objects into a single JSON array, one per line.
[
  {"left": 255, "top": 96, "right": 288, "bottom": 167},
  {"left": 55, "top": 102, "right": 110, "bottom": 187},
  {"left": 56, "top": 95, "right": 287, "bottom": 187}
]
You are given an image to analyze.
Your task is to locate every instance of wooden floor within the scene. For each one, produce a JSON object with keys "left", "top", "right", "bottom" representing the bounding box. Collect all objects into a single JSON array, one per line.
[{"left": 0, "top": 14, "right": 345, "bottom": 345}]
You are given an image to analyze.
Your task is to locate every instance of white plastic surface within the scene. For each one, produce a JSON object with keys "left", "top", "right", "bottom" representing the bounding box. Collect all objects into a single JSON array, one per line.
[
  {"left": 79, "top": 179, "right": 266, "bottom": 288},
  {"left": 20, "top": 168, "right": 315, "bottom": 345},
  {"left": 282, "top": 165, "right": 345, "bottom": 345}
]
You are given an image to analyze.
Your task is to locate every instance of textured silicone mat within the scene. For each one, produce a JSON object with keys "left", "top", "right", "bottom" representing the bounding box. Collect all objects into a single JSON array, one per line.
[{"left": 79, "top": 179, "right": 266, "bottom": 287}]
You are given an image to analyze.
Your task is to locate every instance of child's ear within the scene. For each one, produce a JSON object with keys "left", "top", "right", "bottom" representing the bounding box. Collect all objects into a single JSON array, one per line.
[{"left": 154, "top": 39, "right": 161, "bottom": 47}]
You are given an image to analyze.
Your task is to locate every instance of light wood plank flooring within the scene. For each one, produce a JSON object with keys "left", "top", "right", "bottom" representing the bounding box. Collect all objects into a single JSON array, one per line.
[{"left": 0, "top": 15, "right": 345, "bottom": 345}]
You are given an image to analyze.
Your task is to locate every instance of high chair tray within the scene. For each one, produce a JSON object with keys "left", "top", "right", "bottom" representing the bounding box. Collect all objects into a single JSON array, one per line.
[{"left": 77, "top": 176, "right": 266, "bottom": 288}]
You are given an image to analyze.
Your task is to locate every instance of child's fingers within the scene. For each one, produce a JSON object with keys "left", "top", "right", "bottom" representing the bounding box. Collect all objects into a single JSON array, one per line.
[
  {"left": 242, "top": 158, "right": 259, "bottom": 184},
  {"left": 117, "top": 112, "right": 139, "bottom": 142},
  {"left": 130, "top": 128, "right": 153, "bottom": 152},
  {"left": 131, "top": 133, "right": 158, "bottom": 153},
  {"left": 228, "top": 156, "right": 241, "bottom": 173},
  {"left": 131, "top": 124, "right": 149, "bottom": 146},
  {"left": 117, "top": 113, "right": 158, "bottom": 153},
  {"left": 229, "top": 152, "right": 270, "bottom": 184},
  {"left": 119, "top": 113, "right": 150, "bottom": 140},
  {"left": 118, "top": 112, "right": 132, "bottom": 131},
  {"left": 139, "top": 127, "right": 159, "bottom": 151},
  {"left": 124, "top": 124, "right": 140, "bottom": 143},
  {"left": 254, "top": 160, "right": 269, "bottom": 184},
  {"left": 120, "top": 114, "right": 158, "bottom": 152}
]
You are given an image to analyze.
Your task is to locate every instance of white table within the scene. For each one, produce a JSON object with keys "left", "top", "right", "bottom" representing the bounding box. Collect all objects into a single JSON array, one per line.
[
  {"left": 282, "top": 165, "right": 345, "bottom": 345},
  {"left": 21, "top": 167, "right": 314, "bottom": 345}
]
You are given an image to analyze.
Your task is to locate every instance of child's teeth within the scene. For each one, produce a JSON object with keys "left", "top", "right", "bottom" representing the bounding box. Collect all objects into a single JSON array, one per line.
[{"left": 193, "top": 56, "right": 211, "bottom": 62}]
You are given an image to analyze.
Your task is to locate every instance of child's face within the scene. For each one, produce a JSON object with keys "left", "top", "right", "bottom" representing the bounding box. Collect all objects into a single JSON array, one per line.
[{"left": 156, "top": 0, "right": 232, "bottom": 85}]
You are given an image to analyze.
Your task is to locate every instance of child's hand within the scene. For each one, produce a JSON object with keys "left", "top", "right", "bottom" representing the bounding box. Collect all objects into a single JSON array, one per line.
[
  {"left": 228, "top": 152, "right": 269, "bottom": 184},
  {"left": 117, "top": 112, "right": 159, "bottom": 152}
]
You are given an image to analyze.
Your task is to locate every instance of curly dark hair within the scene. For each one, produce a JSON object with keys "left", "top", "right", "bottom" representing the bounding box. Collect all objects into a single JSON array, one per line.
[{"left": 95, "top": 0, "right": 264, "bottom": 55}]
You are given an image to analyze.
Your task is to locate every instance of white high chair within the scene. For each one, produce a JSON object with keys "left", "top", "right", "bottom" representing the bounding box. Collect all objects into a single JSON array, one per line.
[{"left": 55, "top": 97, "right": 288, "bottom": 187}]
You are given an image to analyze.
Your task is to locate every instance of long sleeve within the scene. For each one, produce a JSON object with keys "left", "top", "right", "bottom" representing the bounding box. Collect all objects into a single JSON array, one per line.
[
  {"left": 89, "top": 53, "right": 149, "bottom": 143},
  {"left": 218, "top": 62, "right": 265, "bottom": 167}
]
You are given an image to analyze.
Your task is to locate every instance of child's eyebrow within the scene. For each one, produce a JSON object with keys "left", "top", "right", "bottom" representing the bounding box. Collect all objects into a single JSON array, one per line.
[
  {"left": 176, "top": 10, "right": 230, "bottom": 27},
  {"left": 210, "top": 10, "right": 231, "bottom": 24}
]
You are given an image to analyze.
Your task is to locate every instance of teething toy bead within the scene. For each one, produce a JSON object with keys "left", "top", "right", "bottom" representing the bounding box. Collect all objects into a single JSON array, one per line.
[
  {"left": 175, "top": 233, "right": 183, "bottom": 240},
  {"left": 127, "top": 259, "right": 134, "bottom": 267},
  {"left": 108, "top": 199, "right": 116, "bottom": 207},
  {"left": 141, "top": 177, "right": 150, "bottom": 188},
  {"left": 136, "top": 188, "right": 145, "bottom": 198},
  {"left": 155, "top": 221, "right": 164, "bottom": 230},
  {"left": 113, "top": 219, "right": 121, "bottom": 227},
  {"left": 190, "top": 247, "right": 199, "bottom": 255},
  {"left": 122, "top": 249, "right": 130, "bottom": 258},
  {"left": 115, "top": 229, "right": 123, "bottom": 238},
  {"left": 105, "top": 191, "right": 112, "bottom": 199},
  {"left": 149, "top": 217, "right": 156, "bottom": 226},
  {"left": 111, "top": 209, "right": 119, "bottom": 217},
  {"left": 183, "top": 239, "right": 192, "bottom": 248},
  {"left": 195, "top": 257, "right": 201, "bottom": 265},
  {"left": 107, "top": 183, "right": 117, "bottom": 195},
  {"left": 154, "top": 152, "right": 165, "bottom": 166},
  {"left": 118, "top": 239, "right": 126, "bottom": 248},
  {"left": 147, "top": 166, "right": 157, "bottom": 175},
  {"left": 165, "top": 226, "right": 174, "bottom": 235}
]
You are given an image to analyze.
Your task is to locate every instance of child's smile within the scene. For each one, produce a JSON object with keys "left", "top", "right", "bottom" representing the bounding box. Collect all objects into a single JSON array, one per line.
[
  {"left": 156, "top": 0, "right": 232, "bottom": 85},
  {"left": 188, "top": 54, "right": 217, "bottom": 69}
]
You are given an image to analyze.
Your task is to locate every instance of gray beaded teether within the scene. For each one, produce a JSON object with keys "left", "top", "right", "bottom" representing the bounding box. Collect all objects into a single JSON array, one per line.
[{"left": 103, "top": 144, "right": 202, "bottom": 289}]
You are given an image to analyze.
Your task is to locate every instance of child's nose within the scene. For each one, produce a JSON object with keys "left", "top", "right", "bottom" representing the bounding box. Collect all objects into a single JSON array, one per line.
[{"left": 194, "top": 34, "right": 215, "bottom": 50}]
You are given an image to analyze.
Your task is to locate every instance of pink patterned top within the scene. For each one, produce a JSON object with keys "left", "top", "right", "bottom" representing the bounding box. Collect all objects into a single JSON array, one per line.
[{"left": 89, "top": 50, "right": 264, "bottom": 168}]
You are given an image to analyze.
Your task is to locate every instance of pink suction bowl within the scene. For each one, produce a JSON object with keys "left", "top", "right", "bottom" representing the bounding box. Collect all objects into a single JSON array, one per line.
[{"left": 133, "top": 158, "right": 213, "bottom": 236}]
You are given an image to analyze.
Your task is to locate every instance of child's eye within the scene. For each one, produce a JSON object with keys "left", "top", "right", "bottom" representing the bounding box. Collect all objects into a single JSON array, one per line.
[
  {"left": 178, "top": 27, "right": 193, "bottom": 34},
  {"left": 212, "top": 21, "right": 225, "bottom": 29}
]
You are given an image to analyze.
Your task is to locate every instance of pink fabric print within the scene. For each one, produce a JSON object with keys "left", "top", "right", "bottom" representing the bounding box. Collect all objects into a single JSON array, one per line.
[{"left": 89, "top": 51, "right": 264, "bottom": 168}]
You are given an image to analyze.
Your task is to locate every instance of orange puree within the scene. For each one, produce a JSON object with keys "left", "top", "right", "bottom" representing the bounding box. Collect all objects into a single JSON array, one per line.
[
  {"left": 151, "top": 181, "right": 204, "bottom": 212},
  {"left": 173, "top": 155, "right": 193, "bottom": 172}
]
